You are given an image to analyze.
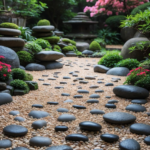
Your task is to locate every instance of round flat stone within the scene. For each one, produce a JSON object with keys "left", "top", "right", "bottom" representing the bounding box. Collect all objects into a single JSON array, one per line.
[
  {"left": 55, "top": 86, "right": 64, "bottom": 89},
  {"left": 32, "top": 104, "right": 43, "bottom": 108},
  {"left": 85, "top": 76, "right": 95, "bottom": 80},
  {"left": 57, "top": 114, "right": 76, "bottom": 122},
  {"left": 94, "top": 65, "right": 109, "bottom": 73},
  {"left": 103, "top": 112, "right": 136, "bottom": 124},
  {"left": 74, "top": 95, "right": 83, "bottom": 98},
  {"left": 28, "top": 110, "right": 49, "bottom": 119},
  {"left": 63, "top": 76, "right": 71, "bottom": 79},
  {"left": 77, "top": 90, "right": 89, "bottom": 93},
  {"left": 131, "top": 99, "right": 148, "bottom": 104},
  {"left": 57, "top": 108, "right": 68, "bottom": 112},
  {"left": 100, "top": 134, "right": 119, "bottom": 143},
  {"left": 38, "top": 79, "right": 44, "bottom": 81},
  {"left": 97, "top": 81, "right": 104, "bottom": 84},
  {"left": 95, "top": 90, "right": 104, "bottom": 93},
  {"left": 144, "top": 136, "right": 150, "bottom": 145},
  {"left": 43, "top": 83, "right": 51, "bottom": 86},
  {"left": 105, "top": 83, "right": 114, "bottom": 86},
  {"left": 32, "top": 26, "right": 55, "bottom": 32},
  {"left": 47, "top": 102, "right": 58, "bottom": 105},
  {"left": 0, "top": 93, "right": 13, "bottom": 105},
  {"left": 46, "top": 145, "right": 73, "bottom": 150},
  {"left": 29, "top": 136, "right": 52, "bottom": 147},
  {"left": 14, "top": 117, "right": 25, "bottom": 122},
  {"left": 130, "top": 123, "right": 150, "bottom": 135},
  {"left": 48, "top": 78, "right": 56, "bottom": 80},
  {"left": 55, "top": 126, "right": 68, "bottom": 132},
  {"left": 79, "top": 121, "right": 101, "bottom": 131},
  {"left": 12, "top": 147, "right": 29, "bottom": 150},
  {"left": 126, "top": 104, "right": 146, "bottom": 112},
  {"left": 105, "top": 96, "right": 111, "bottom": 98},
  {"left": 79, "top": 80, "right": 89, "bottom": 84},
  {"left": 26, "top": 63, "right": 45, "bottom": 71},
  {"left": 90, "top": 109, "right": 105, "bottom": 114},
  {"left": 42, "top": 75, "right": 48, "bottom": 77},
  {"left": 65, "top": 134, "right": 88, "bottom": 142},
  {"left": 0, "top": 139, "right": 12, "bottom": 148},
  {"left": 64, "top": 99, "right": 73, "bottom": 103},
  {"left": 61, "top": 93, "right": 70, "bottom": 96},
  {"left": 107, "top": 67, "right": 129, "bottom": 76},
  {"left": 0, "top": 28, "right": 21, "bottom": 36},
  {"left": 76, "top": 77, "right": 84, "bottom": 80},
  {"left": 73, "top": 105, "right": 86, "bottom": 109},
  {"left": 89, "top": 85, "right": 99, "bottom": 88},
  {"left": 89, "top": 94, "right": 100, "bottom": 98},
  {"left": 105, "top": 103, "right": 116, "bottom": 109},
  {"left": 3, "top": 125, "right": 28, "bottom": 137},
  {"left": 86, "top": 99, "right": 99, "bottom": 103},
  {"left": 9, "top": 110, "right": 19, "bottom": 116},
  {"left": 32, "top": 120, "right": 47, "bottom": 129},
  {"left": 60, "top": 82, "right": 67, "bottom": 84},
  {"left": 108, "top": 100, "right": 119, "bottom": 104},
  {"left": 119, "top": 139, "right": 140, "bottom": 150}
]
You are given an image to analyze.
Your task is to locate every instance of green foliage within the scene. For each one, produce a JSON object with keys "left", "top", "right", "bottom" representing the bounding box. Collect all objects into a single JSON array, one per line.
[
  {"left": 18, "top": 27, "right": 36, "bottom": 42},
  {"left": 116, "top": 58, "right": 140, "bottom": 70},
  {"left": 45, "top": 48, "right": 52, "bottom": 51},
  {"left": 53, "top": 45, "right": 61, "bottom": 52},
  {"left": 98, "top": 51, "right": 123, "bottom": 68},
  {"left": 35, "top": 39, "right": 51, "bottom": 49},
  {"left": 105, "top": 15, "right": 126, "bottom": 29},
  {"left": 94, "top": 38, "right": 106, "bottom": 47},
  {"left": 62, "top": 45, "right": 76, "bottom": 51},
  {"left": 25, "top": 42, "right": 42, "bottom": 54},
  {"left": 131, "top": 2, "right": 150, "bottom": 15},
  {"left": 42, "top": 36, "right": 60, "bottom": 44},
  {"left": 37, "top": 19, "right": 50, "bottom": 26},
  {"left": 17, "top": 51, "right": 33, "bottom": 66},
  {"left": 70, "top": 40, "right": 76, "bottom": 46},
  {"left": 92, "top": 48, "right": 107, "bottom": 57},
  {"left": 0, "top": 22, "right": 18, "bottom": 29},
  {"left": 24, "top": 73, "right": 33, "bottom": 81},
  {"left": 139, "top": 59, "right": 150, "bottom": 68},
  {"left": 12, "top": 68, "right": 26, "bottom": 80},
  {"left": 89, "top": 41, "right": 101, "bottom": 51},
  {"left": 62, "top": 38, "right": 76, "bottom": 46}
]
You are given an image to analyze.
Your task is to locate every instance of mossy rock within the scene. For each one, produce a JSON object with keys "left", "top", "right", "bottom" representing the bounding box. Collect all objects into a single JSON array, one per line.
[
  {"left": 62, "top": 45, "right": 76, "bottom": 51},
  {"left": 25, "top": 81, "right": 38, "bottom": 90},
  {"left": 37, "top": 19, "right": 50, "bottom": 26},
  {"left": 0, "top": 22, "right": 18, "bottom": 29},
  {"left": 42, "top": 36, "right": 60, "bottom": 44},
  {"left": 62, "top": 38, "right": 76, "bottom": 46},
  {"left": 89, "top": 41, "right": 101, "bottom": 51}
]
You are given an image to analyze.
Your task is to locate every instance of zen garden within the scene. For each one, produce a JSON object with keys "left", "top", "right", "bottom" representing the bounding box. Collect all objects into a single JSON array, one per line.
[{"left": 1, "top": 0, "right": 150, "bottom": 150}]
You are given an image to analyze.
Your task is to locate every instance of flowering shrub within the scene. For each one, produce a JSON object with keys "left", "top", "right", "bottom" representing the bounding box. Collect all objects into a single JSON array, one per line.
[
  {"left": 124, "top": 67, "right": 150, "bottom": 90},
  {"left": 0, "top": 56, "right": 12, "bottom": 82}
]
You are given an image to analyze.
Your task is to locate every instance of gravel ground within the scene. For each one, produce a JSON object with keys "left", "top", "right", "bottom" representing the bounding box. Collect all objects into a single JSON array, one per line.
[{"left": 0, "top": 57, "right": 150, "bottom": 150}]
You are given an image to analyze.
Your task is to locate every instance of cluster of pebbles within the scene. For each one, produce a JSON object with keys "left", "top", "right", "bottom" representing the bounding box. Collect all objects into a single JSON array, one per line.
[{"left": 0, "top": 57, "right": 150, "bottom": 150}]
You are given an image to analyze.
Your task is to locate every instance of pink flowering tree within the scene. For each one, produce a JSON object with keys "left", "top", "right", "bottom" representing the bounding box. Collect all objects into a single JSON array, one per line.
[{"left": 84, "top": 0, "right": 149, "bottom": 17}]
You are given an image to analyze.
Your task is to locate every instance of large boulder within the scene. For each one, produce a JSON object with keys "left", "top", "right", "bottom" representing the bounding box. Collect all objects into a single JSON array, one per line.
[
  {"left": 94, "top": 65, "right": 109, "bottom": 73},
  {"left": 40, "top": 61, "right": 63, "bottom": 69},
  {"left": 106, "top": 67, "right": 129, "bottom": 76},
  {"left": 76, "top": 42, "right": 89, "bottom": 52},
  {"left": 0, "top": 28, "right": 21, "bottom": 36},
  {"left": 121, "top": 37, "right": 150, "bottom": 61},
  {"left": 82, "top": 50, "right": 94, "bottom": 55},
  {"left": 35, "top": 51, "right": 64, "bottom": 61},
  {"left": 0, "top": 46, "right": 20, "bottom": 68},
  {"left": 26, "top": 63, "right": 45, "bottom": 71},
  {"left": 32, "top": 26, "right": 55, "bottom": 33},
  {"left": 0, "top": 93, "right": 13, "bottom": 105}
]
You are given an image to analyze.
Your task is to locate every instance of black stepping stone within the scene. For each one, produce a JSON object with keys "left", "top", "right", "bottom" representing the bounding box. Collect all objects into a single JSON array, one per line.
[
  {"left": 32, "top": 104, "right": 43, "bottom": 108},
  {"left": 86, "top": 99, "right": 99, "bottom": 103},
  {"left": 73, "top": 105, "right": 86, "bottom": 109},
  {"left": 46, "top": 145, "right": 73, "bottom": 150},
  {"left": 12, "top": 147, "right": 29, "bottom": 150},
  {"left": 77, "top": 90, "right": 89, "bottom": 93},
  {"left": 89, "top": 85, "right": 99, "bottom": 88},
  {"left": 47, "top": 102, "right": 58, "bottom": 105},
  {"left": 38, "top": 79, "right": 44, "bottom": 81},
  {"left": 105, "top": 83, "right": 114, "bottom": 86},
  {"left": 69, "top": 72, "right": 73, "bottom": 74},
  {"left": 42, "top": 75, "right": 48, "bottom": 77},
  {"left": 76, "top": 77, "right": 84, "bottom": 80},
  {"left": 73, "top": 74, "right": 78, "bottom": 77},
  {"left": 63, "top": 76, "right": 71, "bottom": 79},
  {"left": 55, "top": 126, "right": 68, "bottom": 132},
  {"left": 100, "top": 134, "right": 119, "bottom": 143},
  {"left": 29, "top": 136, "right": 52, "bottom": 147},
  {"left": 14, "top": 117, "right": 25, "bottom": 122},
  {"left": 105, "top": 96, "right": 111, "bottom": 98},
  {"left": 97, "top": 81, "right": 104, "bottom": 84},
  {"left": 55, "top": 86, "right": 64, "bottom": 89},
  {"left": 85, "top": 76, "right": 95, "bottom": 80},
  {"left": 105, "top": 103, "right": 116, "bottom": 108},
  {"left": 32, "top": 120, "right": 47, "bottom": 129},
  {"left": 60, "top": 82, "right": 67, "bottom": 84},
  {"left": 3, "top": 125, "right": 28, "bottom": 137},
  {"left": 65, "top": 134, "right": 88, "bottom": 142},
  {"left": 9, "top": 110, "right": 19, "bottom": 116},
  {"left": 95, "top": 90, "right": 104, "bottom": 93},
  {"left": 89, "top": 94, "right": 100, "bottom": 98},
  {"left": 57, "top": 108, "right": 68, "bottom": 112},
  {"left": 64, "top": 99, "right": 73, "bottom": 103},
  {"left": 57, "top": 114, "right": 76, "bottom": 122},
  {"left": 0, "top": 139, "right": 12, "bottom": 148},
  {"left": 144, "top": 136, "right": 150, "bottom": 145},
  {"left": 90, "top": 109, "right": 105, "bottom": 114},
  {"left": 74, "top": 95, "right": 83, "bottom": 98},
  {"left": 79, "top": 81, "right": 88, "bottom": 84},
  {"left": 61, "top": 93, "right": 70, "bottom": 96},
  {"left": 28, "top": 110, "right": 49, "bottom": 119},
  {"left": 43, "top": 83, "right": 51, "bottom": 86},
  {"left": 79, "top": 121, "right": 101, "bottom": 131},
  {"left": 130, "top": 123, "right": 150, "bottom": 135},
  {"left": 147, "top": 112, "right": 150, "bottom": 116},
  {"left": 48, "top": 78, "right": 56, "bottom": 80},
  {"left": 108, "top": 100, "right": 119, "bottom": 104},
  {"left": 119, "top": 139, "right": 140, "bottom": 150},
  {"left": 126, "top": 104, "right": 146, "bottom": 112},
  {"left": 103, "top": 112, "right": 136, "bottom": 124},
  {"left": 131, "top": 99, "right": 148, "bottom": 104}
]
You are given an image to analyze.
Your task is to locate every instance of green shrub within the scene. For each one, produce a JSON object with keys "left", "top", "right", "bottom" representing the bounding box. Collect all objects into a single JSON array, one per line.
[
  {"left": 139, "top": 59, "right": 150, "bottom": 68},
  {"left": 131, "top": 2, "right": 150, "bottom": 15},
  {"left": 45, "top": 48, "right": 52, "bottom": 51},
  {"left": 35, "top": 39, "right": 51, "bottom": 49},
  {"left": 62, "top": 45, "right": 76, "bottom": 51},
  {"left": 105, "top": 15, "right": 126, "bottom": 29},
  {"left": 12, "top": 68, "right": 26, "bottom": 80},
  {"left": 98, "top": 51, "right": 123, "bottom": 67},
  {"left": 89, "top": 41, "right": 101, "bottom": 51},
  {"left": 53, "top": 45, "right": 61, "bottom": 52},
  {"left": 24, "top": 73, "right": 33, "bottom": 81},
  {"left": 37, "top": 19, "right": 50, "bottom": 26},
  {"left": 0, "top": 22, "right": 18, "bottom": 29},
  {"left": 116, "top": 58, "right": 140, "bottom": 70},
  {"left": 10, "top": 79, "right": 29, "bottom": 93},
  {"left": 25, "top": 42, "right": 42, "bottom": 54},
  {"left": 42, "top": 36, "right": 60, "bottom": 44},
  {"left": 17, "top": 51, "right": 33, "bottom": 66}
]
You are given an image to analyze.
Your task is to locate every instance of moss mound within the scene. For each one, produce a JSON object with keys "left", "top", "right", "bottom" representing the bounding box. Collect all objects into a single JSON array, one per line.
[
  {"left": 42, "top": 36, "right": 60, "bottom": 44},
  {"left": 89, "top": 41, "right": 101, "bottom": 51},
  {"left": 0, "top": 22, "right": 19, "bottom": 29},
  {"left": 37, "top": 19, "right": 50, "bottom": 26}
]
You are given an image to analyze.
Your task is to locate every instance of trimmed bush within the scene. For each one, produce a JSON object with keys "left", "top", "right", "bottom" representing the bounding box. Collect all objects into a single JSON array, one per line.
[
  {"left": 116, "top": 58, "right": 140, "bottom": 70},
  {"left": 37, "top": 19, "right": 50, "bottom": 26},
  {"left": 94, "top": 38, "right": 106, "bottom": 48},
  {"left": 42, "top": 36, "right": 60, "bottom": 44},
  {"left": 89, "top": 41, "right": 101, "bottom": 51},
  {"left": 98, "top": 51, "right": 123, "bottom": 67},
  {"left": 24, "top": 73, "right": 33, "bottom": 81},
  {"left": 35, "top": 39, "right": 51, "bottom": 49},
  {"left": 0, "top": 22, "right": 18, "bottom": 29},
  {"left": 12, "top": 68, "right": 26, "bottom": 80},
  {"left": 17, "top": 51, "right": 33, "bottom": 66},
  {"left": 131, "top": 2, "right": 150, "bottom": 15},
  {"left": 25, "top": 42, "right": 42, "bottom": 54},
  {"left": 105, "top": 15, "right": 126, "bottom": 29}
]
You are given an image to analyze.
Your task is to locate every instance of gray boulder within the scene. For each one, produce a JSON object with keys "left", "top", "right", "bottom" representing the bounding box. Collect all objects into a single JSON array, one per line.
[
  {"left": 32, "top": 26, "right": 55, "bottom": 32},
  {"left": 76, "top": 42, "right": 89, "bottom": 52},
  {"left": 0, "top": 93, "right": 13, "bottom": 105},
  {"left": 107, "top": 67, "right": 129, "bottom": 76},
  {"left": 66, "top": 51, "right": 77, "bottom": 57},
  {"left": 0, "top": 46, "right": 20, "bottom": 68},
  {"left": 40, "top": 61, "right": 63, "bottom": 69},
  {"left": 26, "top": 63, "right": 45, "bottom": 71},
  {"left": 94, "top": 65, "right": 109, "bottom": 73},
  {"left": 82, "top": 50, "right": 93, "bottom": 55},
  {"left": 121, "top": 37, "right": 150, "bottom": 61},
  {"left": 134, "top": 31, "right": 146, "bottom": 38},
  {"left": 0, "top": 28, "right": 21, "bottom": 36}
]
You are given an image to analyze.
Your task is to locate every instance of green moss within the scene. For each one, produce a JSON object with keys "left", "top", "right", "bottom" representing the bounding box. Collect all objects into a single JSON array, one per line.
[
  {"left": 62, "top": 45, "right": 76, "bottom": 51},
  {"left": 24, "top": 73, "right": 33, "bottom": 81},
  {"left": 17, "top": 51, "right": 33, "bottom": 66},
  {"left": 0, "top": 22, "right": 18, "bottom": 29},
  {"left": 37, "top": 19, "right": 50, "bottom": 26},
  {"left": 70, "top": 40, "right": 76, "bottom": 46},
  {"left": 89, "top": 41, "right": 101, "bottom": 51},
  {"left": 25, "top": 42, "right": 42, "bottom": 54},
  {"left": 35, "top": 39, "right": 51, "bottom": 49},
  {"left": 62, "top": 38, "right": 76, "bottom": 46},
  {"left": 25, "top": 81, "right": 38, "bottom": 90},
  {"left": 131, "top": 2, "right": 150, "bottom": 15},
  {"left": 12, "top": 68, "right": 26, "bottom": 80},
  {"left": 42, "top": 36, "right": 60, "bottom": 44}
]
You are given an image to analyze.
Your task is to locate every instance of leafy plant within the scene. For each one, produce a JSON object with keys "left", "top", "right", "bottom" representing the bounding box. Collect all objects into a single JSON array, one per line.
[
  {"left": 139, "top": 59, "right": 150, "bottom": 68},
  {"left": 35, "top": 39, "right": 51, "bottom": 49},
  {"left": 98, "top": 51, "right": 122, "bottom": 67},
  {"left": 0, "top": 22, "right": 18, "bottom": 29},
  {"left": 37, "top": 19, "right": 50, "bottom": 26},
  {"left": 12, "top": 68, "right": 26, "bottom": 80},
  {"left": 25, "top": 42, "right": 42, "bottom": 54},
  {"left": 24, "top": 73, "right": 33, "bottom": 81},
  {"left": 89, "top": 41, "right": 101, "bottom": 51},
  {"left": 116, "top": 58, "right": 140, "bottom": 70},
  {"left": 92, "top": 49, "right": 107, "bottom": 57},
  {"left": 42, "top": 36, "right": 60, "bottom": 44}
]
